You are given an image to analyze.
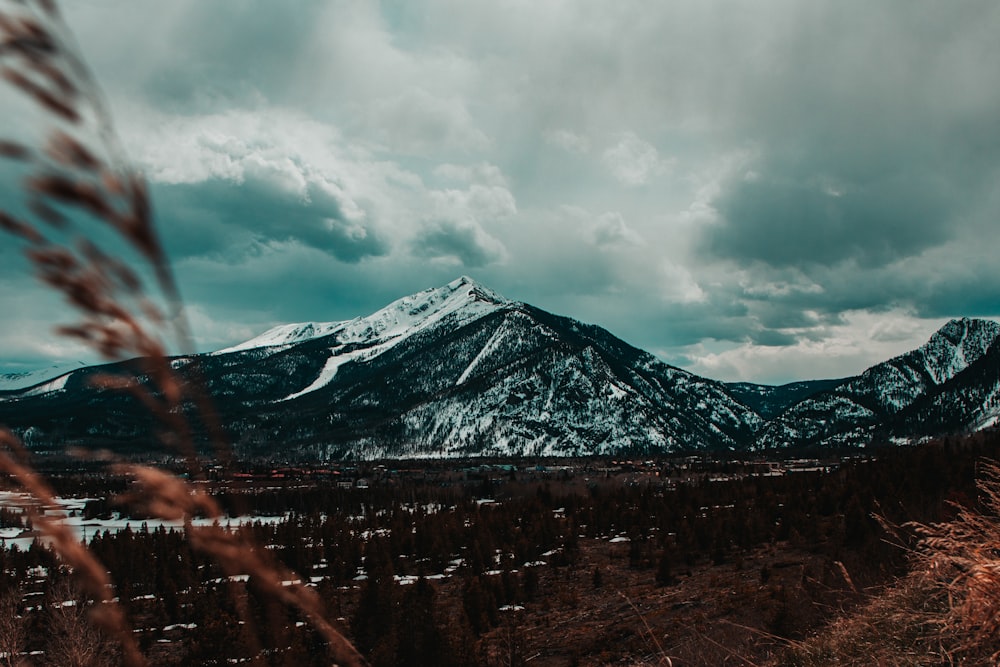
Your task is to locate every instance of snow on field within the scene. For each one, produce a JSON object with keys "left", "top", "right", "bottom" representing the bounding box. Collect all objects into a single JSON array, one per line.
[{"left": 0, "top": 491, "right": 287, "bottom": 550}]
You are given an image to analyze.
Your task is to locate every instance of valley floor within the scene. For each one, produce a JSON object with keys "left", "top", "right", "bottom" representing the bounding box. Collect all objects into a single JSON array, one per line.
[
  {"left": 3, "top": 433, "right": 1000, "bottom": 665},
  {"left": 429, "top": 538, "right": 869, "bottom": 666}
]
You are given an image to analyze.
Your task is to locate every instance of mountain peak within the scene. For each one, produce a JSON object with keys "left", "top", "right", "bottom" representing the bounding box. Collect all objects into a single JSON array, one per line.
[
  {"left": 916, "top": 317, "right": 1000, "bottom": 384},
  {"left": 937, "top": 317, "right": 970, "bottom": 337},
  {"left": 934, "top": 317, "right": 997, "bottom": 342},
  {"left": 926, "top": 317, "right": 999, "bottom": 350},
  {"left": 356, "top": 276, "right": 509, "bottom": 340},
  {"left": 215, "top": 277, "right": 511, "bottom": 355},
  {"left": 446, "top": 275, "right": 507, "bottom": 304}
]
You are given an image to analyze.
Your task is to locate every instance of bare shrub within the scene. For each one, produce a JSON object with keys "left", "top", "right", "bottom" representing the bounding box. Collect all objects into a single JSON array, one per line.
[
  {"left": 43, "top": 579, "right": 118, "bottom": 667},
  {"left": 0, "top": 585, "right": 28, "bottom": 667},
  {"left": 768, "top": 573, "right": 949, "bottom": 666}
]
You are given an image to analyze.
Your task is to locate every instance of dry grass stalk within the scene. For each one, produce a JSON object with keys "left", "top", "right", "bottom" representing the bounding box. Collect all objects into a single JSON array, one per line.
[
  {"left": 771, "top": 461, "right": 1000, "bottom": 666},
  {"left": 619, "top": 591, "right": 675, "bottom": 666},
  {"left": 765, "top": 573, "right": 950, "bottom": 666},
  {"left": 0, "top": 1, "right": 366, "bottom": 664},
  {"left": 907, "top": 459, "right": 1000, "bottom": 663}
]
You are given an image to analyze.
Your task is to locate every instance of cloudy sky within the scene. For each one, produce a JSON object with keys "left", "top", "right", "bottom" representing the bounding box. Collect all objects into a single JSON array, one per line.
[{"left": 3, "top": 0, "right": 1000, "bottom": 385}]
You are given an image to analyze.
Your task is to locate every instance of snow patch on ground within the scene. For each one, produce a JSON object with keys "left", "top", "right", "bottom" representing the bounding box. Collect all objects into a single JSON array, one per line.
[
  {"left": 18, "top": 373, "right": 70, "bottom": 397},
  {"left": 280, "top": 348, "right": 349, "bottom": 401}
]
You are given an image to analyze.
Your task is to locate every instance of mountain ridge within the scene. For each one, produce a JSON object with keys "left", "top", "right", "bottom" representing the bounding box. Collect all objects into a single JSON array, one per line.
[
  {"left": 750, "top": 317, "right": 1000, "bottom": 450},
  {"left": 214, "top": 275, "right": 507, "bottom": 357},
  {"left": 0, "top": 277, "right": 997, "bottom": 458}
]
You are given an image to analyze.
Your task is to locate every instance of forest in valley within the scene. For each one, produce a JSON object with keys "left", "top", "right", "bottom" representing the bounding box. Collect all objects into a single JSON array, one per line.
[{"left": 1, "top": 431, "right": 996, "bottom": 665}]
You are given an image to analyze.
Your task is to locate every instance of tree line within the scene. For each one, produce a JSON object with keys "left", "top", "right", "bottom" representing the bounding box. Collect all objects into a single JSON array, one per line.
[{"left": 0, "top": 431, "right": 996, "bottom": 664}]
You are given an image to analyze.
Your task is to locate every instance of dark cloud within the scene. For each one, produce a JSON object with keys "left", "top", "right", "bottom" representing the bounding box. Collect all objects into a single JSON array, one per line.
[
  {"left": 909, "top": 262, "right": 1000, "bottom": 320},
  {"left": 155, "top": 176, "right": 389, "bottom": 264},
  {"left": 2, "top": 0, "right": 996, "bottom": 383},
  {"left": 173, "top": 242, "right": 386, "bottom": 326},
  {"left": 121, "top": 2, "right": 325, "bottom": 111},
  {"left": 704, "top": 169, "right": 954, "bottom": 269},
  {"left": 589, "top": 295, "right": 754, "bottom": 352},
  {"left": 747, "top": 328, "right": 799, "bottom": 347},
  {"left": 743, "top": 302, "right": 828, "bottom": 332},
  {"left": 683, "top": 1, "right": 1000, "bottom": 362},
  {"left": 410, "top": 219, "right": 505, "bottom": 267}
]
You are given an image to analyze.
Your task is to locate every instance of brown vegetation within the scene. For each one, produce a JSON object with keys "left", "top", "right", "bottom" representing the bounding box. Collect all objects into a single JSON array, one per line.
[{"left": 769, "top": 458, "right": 1000, "bottom": 666}]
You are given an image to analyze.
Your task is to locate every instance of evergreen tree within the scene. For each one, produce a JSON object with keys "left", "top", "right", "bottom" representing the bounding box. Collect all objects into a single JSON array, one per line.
[{"left": 396, "top": 577, "right": 445, "bottom": 666}]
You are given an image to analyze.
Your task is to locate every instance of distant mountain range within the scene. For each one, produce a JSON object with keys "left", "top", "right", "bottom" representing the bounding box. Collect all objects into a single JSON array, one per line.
[{"left": 1, "top": 276, "right": 998, "bottom": 459}]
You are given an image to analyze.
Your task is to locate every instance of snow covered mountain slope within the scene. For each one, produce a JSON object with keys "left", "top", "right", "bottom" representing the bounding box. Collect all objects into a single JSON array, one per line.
[
  {"left": 0, "top": 361, "right": 86, "bottom": 392},
  {"left": 0, "top": 277, "right": 998, "bottom": 458},
  {"left": 215, "top": 276, "right": 508, "bottom": 358},
  {"left": 0, "top": 277, "right": 760, "bottom": 457},
  {"left": 752, "top": 318, "right": 1000, "bottom": 449},
  {"left": 725, "top": 379, "right": 845, "bottom": 420},
  {"left": 879, "top": 335, "right": 1000, "bottom": 440},
  {"left": 194, "top": 282, "right": 762, "bottom": 458}
]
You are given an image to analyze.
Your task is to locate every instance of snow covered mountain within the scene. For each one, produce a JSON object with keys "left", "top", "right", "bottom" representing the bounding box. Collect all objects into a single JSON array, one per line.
[
  {"left": 214, "top": 277, "right": 508, "bottom": 358},
  {"left": 751, "top": 318, "right": 1000, "bottom": 449},
  {"left": 877, "top": 333, "right": 1000, "bottom": 440},
  {"left": 191, "top": 276, "right": 762, "bottom": 457},
  {"left": 724, "top": 379, "right": 845, "bottom": 420},
  {"left": 0, "top": 278, "right": 998, "bottom": 458}
]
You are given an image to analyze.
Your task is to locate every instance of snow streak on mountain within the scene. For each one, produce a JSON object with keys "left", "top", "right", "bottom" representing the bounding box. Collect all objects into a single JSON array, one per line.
[{"left": 1, "top": 278, "right": 998, "bottom": 458}]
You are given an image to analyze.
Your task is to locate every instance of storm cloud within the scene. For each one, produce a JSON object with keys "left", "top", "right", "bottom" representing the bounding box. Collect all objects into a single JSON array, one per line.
[
  {"left": 2, "top": 1, "right": 999, "bottom": 384},
  {"left": 705, "top": 169, "right": 955, "bottom": 268}
]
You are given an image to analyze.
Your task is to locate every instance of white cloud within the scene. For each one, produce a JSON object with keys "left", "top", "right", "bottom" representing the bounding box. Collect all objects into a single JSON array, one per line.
[
  {"left": 125, "top": 108, "right": 341, "bottom": 187},
  {"left": 433, "top": 162, "right": 509, "bottom": 188},
  {"left": 587, "top": 212, "right": 642, "bottom": 246},
  {"left": 429, "top": 184, "right": 517, "bottom": 222},
  {"left": 602, "top": 132, "right": 671, "bottom": 186},
  {"left": 415, "top": 183, "right": 516, "bottom": 266},
  {"left": 683, "top": 309, "right": 951, "bottom": 383},
  {"left": 544, "top": 129, "right": 591, "bottom": 154},
  {"left": 367, "top": 88, "right": 491, "bottom": 154},
  {"left": 660, "top": 261, "right": 706, "bottom": 304},
  {"left": 412, "top": 218, "right": 508, "bottom": 267},
  {"left": 741, "top": 280, "right": 824, "bottom": 300},
  {"left": 183, "top": 304, "right": 260, "bottom": 352}
]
